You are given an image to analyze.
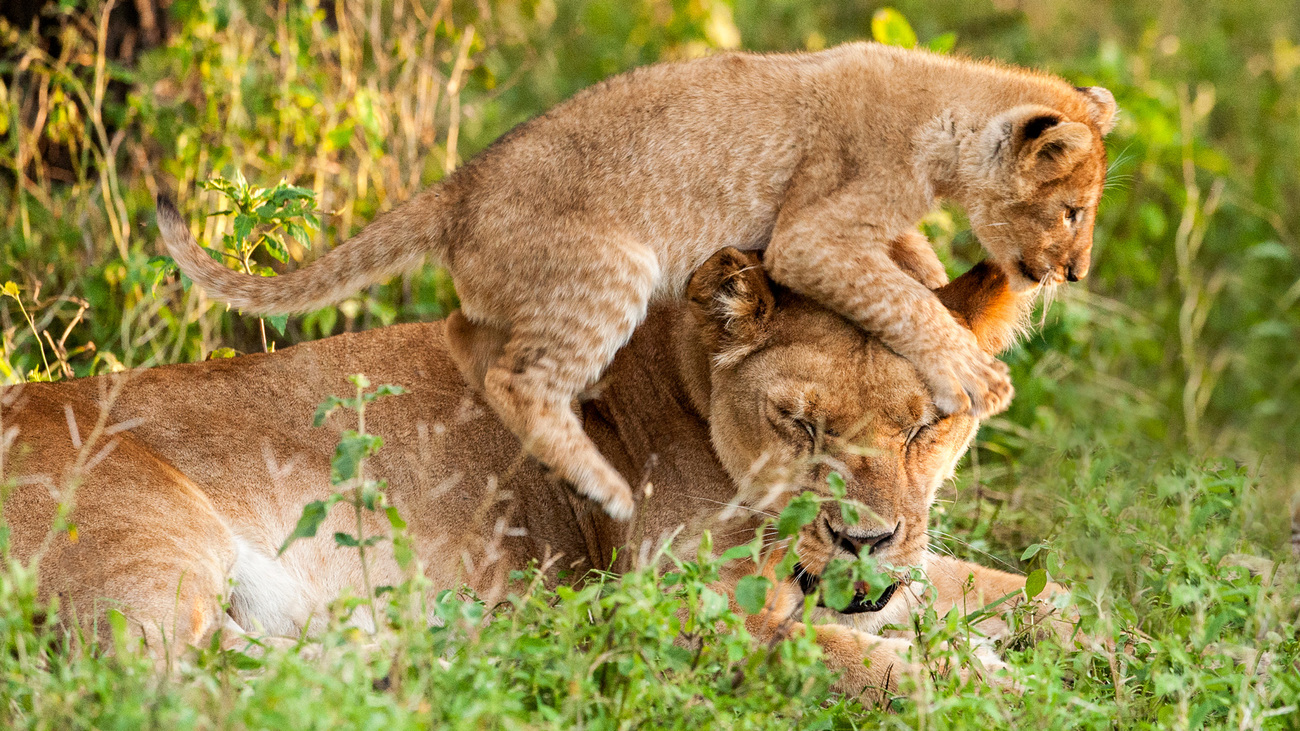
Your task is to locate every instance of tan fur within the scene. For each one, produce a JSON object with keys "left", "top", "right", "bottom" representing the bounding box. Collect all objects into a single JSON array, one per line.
[
  {"left": 157, "top": 42, "right": 1116, "bottom": 521},
  {"left": 5, "top": 250, "right": 1066, "bottom": 687}
]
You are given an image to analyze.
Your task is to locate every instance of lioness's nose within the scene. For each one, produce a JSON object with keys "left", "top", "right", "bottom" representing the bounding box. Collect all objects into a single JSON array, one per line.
[{"left": 833, "top": 523, "right": 898, "bottom": 556}]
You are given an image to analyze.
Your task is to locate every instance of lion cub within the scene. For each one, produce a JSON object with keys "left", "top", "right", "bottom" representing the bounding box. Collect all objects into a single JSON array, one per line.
[{"left": 157, "top": 42, "right": 1117, "bottom": 520}]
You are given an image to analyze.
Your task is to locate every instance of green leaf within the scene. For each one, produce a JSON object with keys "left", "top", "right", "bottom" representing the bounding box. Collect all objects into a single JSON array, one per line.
[
  {"left": 803, "top": 715, "right": 834, "bottom": 731},
  {"left": 393, "top": 535, "right": 415, "bottom": 570},
  {"left": 271, "top": 185, "right": 316, "bottom": 206},
  {"left": 224, "top": 650, "right": 263, "bottom": 670},
  {"left": 334, "top": 532, "right": 360, "bottom": 548},
  {"left": 232, "top": 213, "right": 255, "bottom": 245},
  {"left": 820, "top": 558, "right": 856, "bottom": 611},
  {"left": 208, "top": 347, "right": 238, "bottom": 360},
  {"left": 721, "top": 544, "right": 755, "bottom": 563},
  {"left": 360, "top": 482, "right": 381, "bottom": 510},
  {"left": 698, "top": 586, "right": 728, "bottom": 621},
  {"left": 871, "top": 8, "right": 917, "bottom": 48},
  {"left": 839, "top": 500, "right": 860, "bottom": 527},
  {"left": 372, "top": 384, "right": 408, "bottom": 398},
  {"left": 1024, "top": 568, "right": 1048, "bottom": 599},
  {"left": 279, "top": 499, "right": 332, "bottom": 555},
  {"left": 331, "top": 431, "right": 383, "bottom": 483},
  {"left": 697, "top": 529, "right": 713, "bottom": 564},
  {"left": 774, "top": 546, "right": 800, "bottom": 580},
  {"left": 852, "top": 555, "right": 895, "bottom": 598},
  {"left": 776, "top": 491, "right": 820, "bottom": 538},
  {"left": 287, "top": 222, "right": 312, "bottom": 250},
  {"left": 261, "top": 235, "right": 289, "bottom": 263},
  {"left": 312, "top": 395, "right": 347, "bottom": 427},
  {"left": 1020, "top": 543, "right": 1043, "bottom": 561},
  {"left": 108, "top": 608, "right": 131, "bottom": 653},
  {"left": 734, "top": 575, "right": 772, "bottom": 615},
  {"left": 265, "top": 314, "right": 289, "bottom": 336},
  {"left": 927, "top": 31, "right": 957, "bottom": 54},
  {"left": 827, "top": 471, "right": 846, "bottom": 499},
  {"left": 385, "top": 505, "right": 407, "bottom": 530}
]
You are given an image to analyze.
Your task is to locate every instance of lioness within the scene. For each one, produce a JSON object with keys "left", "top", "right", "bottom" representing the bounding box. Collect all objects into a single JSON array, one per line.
[
  {"left": 2, "top": 250, "right": 1057, "bottom": 692},
  {"left": 157, "top": 41, "right": 1118, "bottom": 520}
]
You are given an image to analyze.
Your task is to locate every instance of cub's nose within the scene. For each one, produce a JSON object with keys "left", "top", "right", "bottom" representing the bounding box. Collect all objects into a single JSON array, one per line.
[
  {"left": 829, "top": 521, "right": 898, "bottom": 556},
  {"left": 1065, "top": 250, "right": 1091, "bottom": 282}
]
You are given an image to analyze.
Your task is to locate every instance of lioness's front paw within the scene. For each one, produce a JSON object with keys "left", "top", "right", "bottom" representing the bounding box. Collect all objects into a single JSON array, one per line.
[{"left": 924, "top": 339, "right": 1012, "bottom": 418}]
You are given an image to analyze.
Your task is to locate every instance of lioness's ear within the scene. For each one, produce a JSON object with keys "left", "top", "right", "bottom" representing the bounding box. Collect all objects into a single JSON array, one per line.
[
  {"left": 1075, "top": 85, "right": 1118, "bottom": 135},
  {"left": 687, "top": 248, "right": 775, "bottom": 367},
  {"left": 934, "top": 261, "right": 1027, "bottom": 354},
  {"left": 993, "top": 105, "right": 1094, "bottom": 185}
]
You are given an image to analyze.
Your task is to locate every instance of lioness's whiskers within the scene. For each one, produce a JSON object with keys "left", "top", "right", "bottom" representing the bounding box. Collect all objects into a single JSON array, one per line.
[
  {"left": 686, "top": 494, "right": 777, "bottom": 518},
  {"left": 927, "top": 529, "right": 1018, "bottom": 572}
]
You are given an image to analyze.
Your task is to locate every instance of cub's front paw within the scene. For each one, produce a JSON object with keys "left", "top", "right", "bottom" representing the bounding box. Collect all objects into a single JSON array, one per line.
[
  {"left": 924, "top": 337, "right": 1013, "bottom": 419},
  {"left": 551, "top": 464, "right": 637, "bottom": 522},
  {"left": 889, "top": 230, "right": 949, "bottom": 290}
]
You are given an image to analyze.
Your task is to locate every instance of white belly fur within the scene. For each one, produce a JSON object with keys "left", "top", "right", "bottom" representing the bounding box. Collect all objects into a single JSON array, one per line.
[{"left": 228, "top": 536, "right": 308, "bottom": 636}]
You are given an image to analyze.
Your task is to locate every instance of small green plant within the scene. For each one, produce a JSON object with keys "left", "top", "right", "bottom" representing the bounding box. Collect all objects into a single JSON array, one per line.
[
  {"left": 197, "top": 173, "right": 320, "bottom": 352},
  {"left": 728, "top": 472, "right": 904, "bottom": 616},
  {"left": 0, "top": 281, "right": 51, "bottom": 383},
  {"left": 278, "top": 374, "right": 410, "bottom": 624}
]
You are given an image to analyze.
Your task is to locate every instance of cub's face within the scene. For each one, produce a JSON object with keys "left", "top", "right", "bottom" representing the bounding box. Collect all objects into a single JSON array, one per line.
[
  {"left": 686, "top": 250, "right": 1023, "bottom": 613},
  {"left": 960, "top": 89, "right": 1118, "bottom": 290}
]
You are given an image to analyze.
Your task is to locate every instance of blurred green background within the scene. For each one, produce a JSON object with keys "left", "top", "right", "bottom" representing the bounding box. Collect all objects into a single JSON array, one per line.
[{"left": 3, "top": 2, "right": 1300, "bottom": 727}]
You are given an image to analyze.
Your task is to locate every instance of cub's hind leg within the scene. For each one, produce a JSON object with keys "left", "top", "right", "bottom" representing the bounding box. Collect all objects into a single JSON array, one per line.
[
  {"left": 445, "top": 310, "right": 510, "bottom": 393},
  {"left": 464, "top": 238, "right": 659, "bottom": 521}
]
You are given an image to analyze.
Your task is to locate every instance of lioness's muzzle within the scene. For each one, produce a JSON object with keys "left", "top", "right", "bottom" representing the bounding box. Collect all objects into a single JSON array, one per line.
[{"left": 791, "top": 562, "right": 900, "bottom": 614}]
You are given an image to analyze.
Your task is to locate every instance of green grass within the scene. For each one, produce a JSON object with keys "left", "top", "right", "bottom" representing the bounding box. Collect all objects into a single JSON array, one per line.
[{"left": 2, "top": 1, "right": 1298, "bottom": 728}]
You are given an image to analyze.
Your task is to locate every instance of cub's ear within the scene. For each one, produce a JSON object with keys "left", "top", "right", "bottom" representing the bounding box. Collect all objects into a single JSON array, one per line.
[
  {"left": 686, "top": 248, "right": 775, "bottom": 367},
  {"left": 934, "top": 261, "right": 1028, "bottom": 354},
  {"left": 1075, "top": 86, "right": 1118, "bottom": 136},
  {"left": 990, "top": 105, "right": 1094, "bottom": 186}
]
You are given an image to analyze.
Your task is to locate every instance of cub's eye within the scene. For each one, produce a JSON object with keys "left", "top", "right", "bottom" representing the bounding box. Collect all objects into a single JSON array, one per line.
[{"left": 1063, "top": 206, "right": 1083, "bottom": 227}]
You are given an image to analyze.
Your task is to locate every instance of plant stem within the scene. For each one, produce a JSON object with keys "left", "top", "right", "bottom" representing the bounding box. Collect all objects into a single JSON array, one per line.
[
  {"left": 354, "top": 378, "right": 376, "bottom": 629},
  {"left": 238, "top": 246, "right": 270, "bottom": 353}
]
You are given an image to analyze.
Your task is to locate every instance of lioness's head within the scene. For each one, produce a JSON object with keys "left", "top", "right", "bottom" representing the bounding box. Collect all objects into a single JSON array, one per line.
[
  {"left": 957, "top": 86, "right": 1118, "bottom": 289},
  {"left": 683, "top": 249, "right": 1027, "bottom": 609}
]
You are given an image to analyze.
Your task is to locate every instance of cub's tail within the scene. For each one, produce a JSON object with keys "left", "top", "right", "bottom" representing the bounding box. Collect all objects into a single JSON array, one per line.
[{"left": 156, "top": 189, "right": 448, "bottom": 315}]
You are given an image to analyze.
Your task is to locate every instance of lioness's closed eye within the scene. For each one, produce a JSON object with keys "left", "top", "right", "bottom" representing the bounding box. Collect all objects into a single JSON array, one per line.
[{"left": 156, "top": 41, "right": 1116, "bottom": 522}]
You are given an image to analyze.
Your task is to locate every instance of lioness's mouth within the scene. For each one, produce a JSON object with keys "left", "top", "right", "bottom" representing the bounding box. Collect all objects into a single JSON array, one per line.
[{"left": 790, "top": 562, "right": 899, "bottom": 615}]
